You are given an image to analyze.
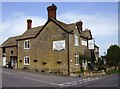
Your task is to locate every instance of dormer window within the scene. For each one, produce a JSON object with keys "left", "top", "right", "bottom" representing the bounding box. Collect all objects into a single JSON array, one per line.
[{"left": 24, "top": 40, "right": 29, "bottom": 49}]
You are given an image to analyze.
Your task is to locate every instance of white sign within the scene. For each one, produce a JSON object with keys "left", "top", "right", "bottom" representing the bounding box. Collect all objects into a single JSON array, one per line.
[
  {"left": 53, "top": 40, "right": 65, "bottom": 51},
  {"left": 88, "top": 39, "right": 94, "bottom": 49},
  {"left": 81, "top": 40, "right": 87, "bottom": 46}
]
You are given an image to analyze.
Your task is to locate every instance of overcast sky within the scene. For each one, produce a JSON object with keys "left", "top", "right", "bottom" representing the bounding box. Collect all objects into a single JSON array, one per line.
[{"left": 1, "top": 2, "right": 118, "bottom": 56}]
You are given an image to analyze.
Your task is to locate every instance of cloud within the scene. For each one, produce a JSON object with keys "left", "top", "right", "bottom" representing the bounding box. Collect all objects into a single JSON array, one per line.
[
  {"left": 58, "top": 12, "right": 118, "bottom": 37},
  {"left": 1, "top": 11, "right": 118, "bottom": 56},
  {"left": 58, "top": 12, "right": 118, "bottom": 55},
  {"left": 1, "top": 12, "right": 46, "bottom": 44}
]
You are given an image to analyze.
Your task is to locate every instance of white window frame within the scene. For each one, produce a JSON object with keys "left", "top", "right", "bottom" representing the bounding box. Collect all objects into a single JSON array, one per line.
[
  {"left": 75, "top": 53, "right": 79, "bottom": 65},
  {"left": 75, "top": 34, "right": 79, "bottom": 46},
  {"left": 81, "top": 40, "right": 87, "bottom": 46},
  {"left": 24, "top": 40, "right": 30, "bottom": 49},
  {"left": 24, "top": 56, "right": 30, "bottom": 65}
]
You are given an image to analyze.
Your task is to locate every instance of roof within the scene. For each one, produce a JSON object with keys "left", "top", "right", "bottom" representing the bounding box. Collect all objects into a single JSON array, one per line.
[
  {"left": 94, "top": 44, "right": 99, "bottom": 48},
  {"left": 81, "top": 30, "right": 92, "bottom": 39},
  {"left": 3, "top": 17, "right": 93, "bottom": 47},
  {"left": 17, "top": 26, "right": 43, "bottom": 40},
  {"left": 2, "top": 36, "right": 20, "bottom": 47},
  {"left": 17, "top": 17, "right": 74, "bottom": 40}
]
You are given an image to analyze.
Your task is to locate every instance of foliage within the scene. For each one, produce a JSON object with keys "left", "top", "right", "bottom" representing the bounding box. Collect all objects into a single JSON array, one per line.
[
  {"left": 107, "top": 69, "right": 120, "bottom": 74},
  {"left": 106, "top": 45, "right": 120, "bottom": 69}
]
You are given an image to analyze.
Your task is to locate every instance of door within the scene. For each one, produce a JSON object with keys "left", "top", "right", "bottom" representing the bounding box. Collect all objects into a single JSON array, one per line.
[
  {"left": 2, "top": 57, "right": 6, "bottom": 67},
  {"left": 10, "top": 56, "right": 17, "bottom": 68}
]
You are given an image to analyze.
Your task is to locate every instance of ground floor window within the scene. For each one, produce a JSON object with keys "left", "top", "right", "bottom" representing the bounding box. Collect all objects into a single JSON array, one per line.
[
  {"left": 75, "top": 53, "right": 79, "bottom": 65},
  {"left": 24, "top": 56, "right": 30, "bottom": 65}
]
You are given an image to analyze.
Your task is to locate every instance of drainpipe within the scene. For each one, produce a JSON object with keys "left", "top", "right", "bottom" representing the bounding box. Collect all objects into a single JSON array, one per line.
[{"left": 67, "top": 33, "right": 70, "bottom": 76}]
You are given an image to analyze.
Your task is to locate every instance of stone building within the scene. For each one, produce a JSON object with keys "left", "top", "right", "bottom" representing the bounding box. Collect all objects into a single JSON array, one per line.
[
  {"left": 1, "top": 4, "right": 99, "bottom": 75},
  {"left": 0, "top": 45, "right": 2, "bottom": 67}
]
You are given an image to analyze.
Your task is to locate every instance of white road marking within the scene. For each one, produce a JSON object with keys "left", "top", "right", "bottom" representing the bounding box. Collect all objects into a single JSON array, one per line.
[
  {"left": 0, "top": 71, "right": 12, "bottom": 75},
  {"left": 62, "top": 77, "right": 99, "bottom": 87},
  {"left": 79, "top": 81, "right": 83, "bottom": 83},
  {"left": 78, "top": 79, "right": 82, "bottom": 81},
  {"left": 65, "top": 82, "right": 72, "bottom": 85},
  {"left": 72, "top": 81, "right": 77, "bottom": 83},
  {"left": 71, "top": 83, "right": 77, "bottom": 85},
  {"left": 24, "top": 77, "right": 60, "bottom": 86}
]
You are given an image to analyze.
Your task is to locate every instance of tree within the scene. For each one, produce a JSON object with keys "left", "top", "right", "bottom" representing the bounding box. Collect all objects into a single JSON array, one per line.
[{"left": 106, "top": 45, "right": 120, "bottom": 69}]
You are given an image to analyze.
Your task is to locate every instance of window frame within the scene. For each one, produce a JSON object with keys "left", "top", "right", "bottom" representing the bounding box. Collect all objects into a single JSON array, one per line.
[
  {"left": 24, "top": 56, "right": 30, "bottom": 65},
  {"left": 75, "top": 53, "right": 79, "bottom": 65},
  {"left": 24, "top": 40, "right": 30, "bottom": 49},
  {"left": 74, "top": 34, "right": 79, "bottom": 46}
]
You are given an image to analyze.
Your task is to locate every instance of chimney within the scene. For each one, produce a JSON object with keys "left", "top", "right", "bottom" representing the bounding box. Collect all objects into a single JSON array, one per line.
[
  {"left": 47, "top": 4, "right": 57, "bottom": 20},
  {"left": 76, "top": 20, "right": 83, "bottom": 33},
  {"left": 27, "top": 19, "right": 32, "bottom": 30}
]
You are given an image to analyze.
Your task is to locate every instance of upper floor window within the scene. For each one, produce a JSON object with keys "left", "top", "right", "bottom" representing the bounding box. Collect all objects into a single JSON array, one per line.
[
  {"left": 81, "top": 40, "right": 87, "bottom": 46},
  {"left": 24, "top": 56, "right": 30, "bottom": 65},
  {"left": 75, "top": 34, "right": 79, "bottom": 46},
  {"left": 24, "top": 40, "right": 29, "bottom": 49}
]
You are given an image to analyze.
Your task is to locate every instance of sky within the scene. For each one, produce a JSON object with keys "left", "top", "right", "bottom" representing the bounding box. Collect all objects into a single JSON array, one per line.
[{"left": 0, "top": 2, "right": 118, "bottom": 56}]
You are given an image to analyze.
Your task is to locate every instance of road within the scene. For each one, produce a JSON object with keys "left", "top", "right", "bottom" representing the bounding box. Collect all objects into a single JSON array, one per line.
[{"left": 0, "top": 68, "right": 119, "bottom": 88}]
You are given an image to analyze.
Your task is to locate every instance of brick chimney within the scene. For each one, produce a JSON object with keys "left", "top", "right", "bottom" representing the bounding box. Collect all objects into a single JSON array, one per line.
[
  {"left": 47, "top": 4, "right": 57, "bottom": 20},
  {"left": 27, "top": 19, "right": 32, "bottom": 30},
  {"left": 76, "top": 20, "right": 83, "bottom": 33}
]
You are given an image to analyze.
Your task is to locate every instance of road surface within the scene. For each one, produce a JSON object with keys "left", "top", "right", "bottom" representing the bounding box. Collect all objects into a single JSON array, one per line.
[{"left": 0, "top": 68, "right": 119, "bottom": 88}]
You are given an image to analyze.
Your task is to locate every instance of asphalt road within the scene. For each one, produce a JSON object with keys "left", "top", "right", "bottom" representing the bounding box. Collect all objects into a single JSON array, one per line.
[{"left": 0, "top": 68, "right": 119, "bottom": 88}]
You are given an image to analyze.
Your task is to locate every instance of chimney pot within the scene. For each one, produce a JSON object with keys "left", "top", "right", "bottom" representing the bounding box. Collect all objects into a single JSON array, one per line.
[
  {"left": 27, "top": 19, "right": 32, "bottom": 30},
  {"left": 47, "top": 4, "right": 57, "bottom": 20}
]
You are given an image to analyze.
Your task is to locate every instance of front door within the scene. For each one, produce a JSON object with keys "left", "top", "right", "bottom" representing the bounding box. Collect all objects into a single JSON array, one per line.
[
  {"left": 2, "top": 57, "right": 6, "bottom": 67},
  {"left": 10, "top": 56, "right": 17, "bottom": 68}
]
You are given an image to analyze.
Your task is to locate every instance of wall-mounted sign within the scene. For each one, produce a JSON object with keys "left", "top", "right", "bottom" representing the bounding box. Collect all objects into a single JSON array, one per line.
[
  {"left": 88, "top": 39, "right": 94, "bottom": 49},
  {"left": 81, "top": 40, "right": 87, "bottom": 46},
  {"left": 53, "top": 40, "right": 65, "bottom": 51}
]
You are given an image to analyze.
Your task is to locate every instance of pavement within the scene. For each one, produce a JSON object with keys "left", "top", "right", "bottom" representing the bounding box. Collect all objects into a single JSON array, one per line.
[{"left": 0, "top": 68, "right": 119, "bottom": 88}]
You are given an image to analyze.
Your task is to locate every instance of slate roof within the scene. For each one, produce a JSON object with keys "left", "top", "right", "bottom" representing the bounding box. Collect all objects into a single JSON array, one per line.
[{"left": 2, "top": 17, "right": 92, "bottom": 47}]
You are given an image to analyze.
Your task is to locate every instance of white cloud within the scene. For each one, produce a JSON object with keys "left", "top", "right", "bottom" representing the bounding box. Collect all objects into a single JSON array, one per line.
[
  {"left": 1, "top": 12, "right": 46, "bottom": 44},
  {"left": 58, "top": 12, "right": 118, "bottom": 56},
  {"left": 1, "top": 11, "right": 118, "bottom": 56},
  {"left": 58, "top": 12, "right": 118, "bottom": 37}
]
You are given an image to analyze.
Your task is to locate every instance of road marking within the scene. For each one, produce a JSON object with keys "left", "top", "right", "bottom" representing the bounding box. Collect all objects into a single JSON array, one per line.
[
  {"left": 72, "top": 81, "right": 77, "bottom": 83},
  {"left": 78, "top": 79, "right": 82, "bottom": 81},
  {"left": 24, "top": 76, "right": 98, "bottom": 87},
  {"left": 79, "top": 82, "right": 83, "bottom": 84},
  {"left": 0, "top": 71, "right": 12, "bottom": 75},
  {"left": 62, "top": 77, "right": 99, "bottom": 87},
  {"left": 24, "top": 77, "right": 60, "bottom": 86},
  {"left": 71, "top": 83, "right": 77, "bottom": 85}
]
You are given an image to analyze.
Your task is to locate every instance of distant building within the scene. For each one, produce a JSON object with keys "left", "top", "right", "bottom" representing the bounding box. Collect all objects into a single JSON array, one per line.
[{"left": 1, "top": 4, "right": 99, "bottom": 75}]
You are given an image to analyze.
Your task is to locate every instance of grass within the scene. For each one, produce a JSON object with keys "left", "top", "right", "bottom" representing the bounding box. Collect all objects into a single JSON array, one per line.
[{"left": 107, "top": 69, "right": 120, "bottom": 75}]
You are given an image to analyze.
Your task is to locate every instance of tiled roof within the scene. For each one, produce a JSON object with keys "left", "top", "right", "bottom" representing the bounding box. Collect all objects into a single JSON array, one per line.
[
  {"left": 2, "top": 17, "right": 92, "bottom": 47},
  {"left": 2, "top": 36, "right": 20, "bottom": 47},
  {"left": 81, "top": 30, "right": 92, "bottom": 39},
  {"left": 17, "top": 26, "right": 43, "bottom": 40}
]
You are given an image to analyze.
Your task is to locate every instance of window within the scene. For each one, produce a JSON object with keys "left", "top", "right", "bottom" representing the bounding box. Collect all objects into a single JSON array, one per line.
[
  {"left": 81, "top": 40, "right": 87, "bottom": 46},
  {"left": 2, "top": 47, "right": 6, "bottom": 53},
  {"left": 24, "top": 40, "right": 29, "bottom": 49},
  {"left": 75, "top": 53, "right": 79, "bottom": 65},
  {"left": 75, "top": 34, "right": 79, "bottom": 46},
  {"left": 24, "top": 56, "right": 30, "bottom": 65},
  {"left": 11, "top": 50, "right": 13, "bottom": 55}
]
